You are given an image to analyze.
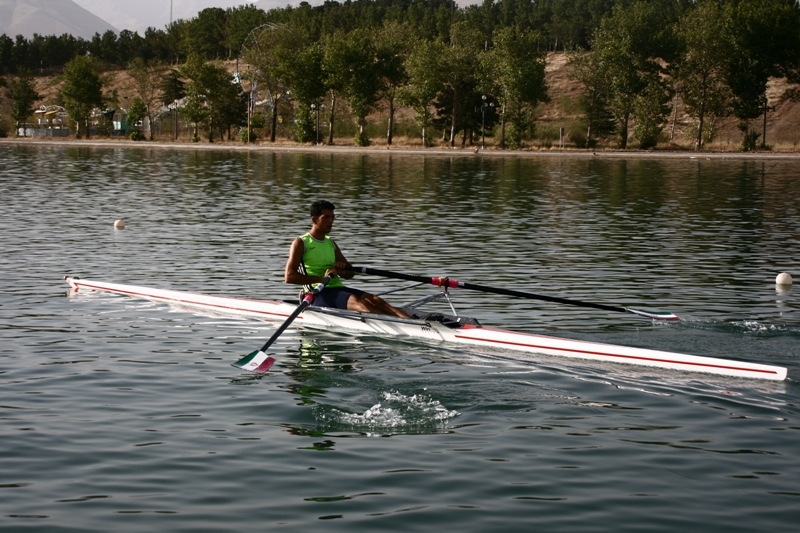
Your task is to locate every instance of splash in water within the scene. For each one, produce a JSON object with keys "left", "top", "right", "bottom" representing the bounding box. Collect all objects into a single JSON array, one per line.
[{"left": 315, "top": 390, "right": 460, "bottom": 436}]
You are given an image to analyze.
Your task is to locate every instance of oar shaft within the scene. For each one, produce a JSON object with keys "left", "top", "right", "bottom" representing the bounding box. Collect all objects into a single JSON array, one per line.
[
  {"left": 233, "top": 276, "right": 332, "bottom": 373},
  {"left": 257, "top": 299, "right": 311, "bottom": 353},
  {"left": 348, "top": 266, "right": 677, "bottom": 321},
  {"left": 453, "top": 279, "right": 625, "bottom": 313},
  {"left": 260, "top": 275, "right": 332, "bottom": 353}
]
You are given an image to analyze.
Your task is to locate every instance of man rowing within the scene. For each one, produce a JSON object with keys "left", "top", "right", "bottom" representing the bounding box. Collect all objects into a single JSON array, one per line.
[{"left": 284, "top": 200, "right": 410, "bottom": 318}]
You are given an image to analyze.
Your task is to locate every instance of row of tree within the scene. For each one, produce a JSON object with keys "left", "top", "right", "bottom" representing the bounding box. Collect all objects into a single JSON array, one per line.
[
  {"left": 1, "top": 0, "right": 632, "bottom": 75},
  {"left": 569, "top": 0, "right": 800, "bottom": 150},
  {"left": 2, "top": 0, "right": 799, "bottom": 150}
]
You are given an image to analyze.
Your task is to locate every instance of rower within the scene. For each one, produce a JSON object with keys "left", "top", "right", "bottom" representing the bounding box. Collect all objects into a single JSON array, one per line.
[{"left": 284, "top": 200, "right": 410, "bottom": 318}]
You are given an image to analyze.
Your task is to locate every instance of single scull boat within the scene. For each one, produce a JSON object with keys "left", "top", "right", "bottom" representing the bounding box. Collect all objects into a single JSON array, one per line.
[{"left": 64, "top": 276, "right": 787, "bottom": 381}]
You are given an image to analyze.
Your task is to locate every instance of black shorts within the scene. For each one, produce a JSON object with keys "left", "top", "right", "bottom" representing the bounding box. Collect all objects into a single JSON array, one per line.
[{"left": 310, "top": 287, "right": 365, "bottom": 309}]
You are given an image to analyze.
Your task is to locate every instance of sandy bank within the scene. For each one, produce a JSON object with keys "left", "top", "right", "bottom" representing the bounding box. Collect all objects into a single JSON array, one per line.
[{"left": 3, "top": 137, "right": 800, "bottom": 160}]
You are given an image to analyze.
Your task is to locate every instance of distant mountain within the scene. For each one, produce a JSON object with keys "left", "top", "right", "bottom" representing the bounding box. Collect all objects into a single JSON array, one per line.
[{"left": 0, "top": 0, "right": 117, "bottom": 40}]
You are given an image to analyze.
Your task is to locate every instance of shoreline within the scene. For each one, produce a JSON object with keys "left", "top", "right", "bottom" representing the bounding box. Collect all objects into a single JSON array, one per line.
[{"left": 3, "top": 137, "right": 800, "bottom": 160}]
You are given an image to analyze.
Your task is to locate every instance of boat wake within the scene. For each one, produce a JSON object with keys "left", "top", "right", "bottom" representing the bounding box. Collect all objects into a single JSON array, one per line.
[
  {"left": 313, "top": 390, "right": 460, "bottom": 436},
  {"left": 680, "top": 318, "right": 800, "bottom": 337}
]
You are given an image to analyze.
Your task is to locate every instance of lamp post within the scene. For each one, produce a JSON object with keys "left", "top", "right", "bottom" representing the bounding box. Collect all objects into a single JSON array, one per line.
[
  {"left": 311, "top": 104, "right": 319, "bottom": 145},
  {"left": 481, "top": 95, "right": 487, "bottom": 149},
  {"left": 480, "top": 96, "right": 495, "bottom": 149}
]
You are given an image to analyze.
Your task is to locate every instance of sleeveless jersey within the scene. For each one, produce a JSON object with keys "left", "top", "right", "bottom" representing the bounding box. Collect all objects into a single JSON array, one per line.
[{"left": 299, "top": 233, "right": 344, "bottom": 291}]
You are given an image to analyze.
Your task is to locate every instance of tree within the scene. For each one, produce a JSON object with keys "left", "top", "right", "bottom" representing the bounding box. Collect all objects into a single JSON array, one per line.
[
  {"left": 126, "top": 97, "right": 147, "bottom": 140},
  {"left": 286, "top": 42, "right": 326, "bottom": 143},
  {"left": 61, "top": 54, "right": 104, "bottom": 139},
  {"left": 724, "top": 0, "right": 800, "bottom": 150},
  {"left": 8, "top": 70, "right": 41, "bottom": 137},
  {"left": 633, "top": 71, "right": 671, "bottom": 149},
  {"left": 241, "top": 23, "right": 297, "bottom": 143},
  {"left": 180, "top": 54, "right": 244, "bottom": 142},
  {"left": 590, "top": 1, "right": 674, "bottom": 149},
  {"left": 161, "top": 69, "right": 186, "bottom": 104},
  {"left": 481, "top": 26, "right": 549, "bottom": 149},
  {"left": 374, "top": 21, "right": 413, "bottom": 145},
  {"left": 128, "top": 57, "right": 167, "bottom": 140},
  {"left": 324, "top": 29, "right": 380, "bottom": 146},
  {"left": 225, "top": 4, "right": 269, "bottom": 59},
  {"left": 567, "top": 49, "right": 614, "bottom": 147},
  {"left": 401, "top": 39, "right": 446, "bottom": 147},
  {"left": 437, "top": 22, "right": 483, "bottom": 147},
  {"left": 675, "top": 1, "right": 732, "bottom": 151},
  {"left": 183, "top": 8, "right": 229, "bottom": 59},
  {"left": 160, "top": 69, "right": 185, "bottom": 140}
]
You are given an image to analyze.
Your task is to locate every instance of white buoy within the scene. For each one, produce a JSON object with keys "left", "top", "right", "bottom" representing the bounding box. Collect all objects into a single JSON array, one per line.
[
  {"left": 114, "top": 219, "right": 126, "bottom": 230},
  {"left": 776, "top": 272, "right": 792, "bottom": 286}
]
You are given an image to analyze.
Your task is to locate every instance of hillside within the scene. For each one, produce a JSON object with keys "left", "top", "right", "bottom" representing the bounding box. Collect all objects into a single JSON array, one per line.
[
  {"left": 22, "top": 52, "right": 800, "bottom": 151},
  {"left": 0, "top": 0, "right": 117, "bottom": 40}
]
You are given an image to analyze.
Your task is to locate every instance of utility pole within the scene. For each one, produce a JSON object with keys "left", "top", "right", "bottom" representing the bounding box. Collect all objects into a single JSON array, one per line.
[{"left": 170, "top": 0, "right": 173, "bottom": 26}]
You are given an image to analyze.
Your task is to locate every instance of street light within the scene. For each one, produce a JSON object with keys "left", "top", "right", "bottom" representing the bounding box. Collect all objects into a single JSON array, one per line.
[
  {"left": 480, "top": 96, "right": 495, "bottom": 150},
  {"left": 311, "top": 103, "right": 318, "bottom": 144},
  {"left": 481, "top": 95, "right": 487, "bottom": 149},
  {"left": 311, "top": 101, "right": 324, "bottom": 145}
]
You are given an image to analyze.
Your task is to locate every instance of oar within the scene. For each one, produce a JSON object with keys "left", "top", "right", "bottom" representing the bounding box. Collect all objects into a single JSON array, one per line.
[
  {"left": 346, "top": 266, "right": 679, "bottom": 322},
  {"left": 232, "top": 276, "right": 332, "bottom": 373}
]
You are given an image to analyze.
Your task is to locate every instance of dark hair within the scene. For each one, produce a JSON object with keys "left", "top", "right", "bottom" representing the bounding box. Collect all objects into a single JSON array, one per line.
[{"left": 310, "top": 200, "right": 336, "bottom": 217}]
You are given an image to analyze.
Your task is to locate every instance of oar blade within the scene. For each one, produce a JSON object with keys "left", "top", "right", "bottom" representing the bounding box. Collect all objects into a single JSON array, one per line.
[
  {"left": 232, "top": 275, "right": 333, "bottom": 374},
  {"left": 232, "top": 349, "right": 276, "bottom": 373},
  {"left": 625, "top": 308, "right": 680, "bottom": 322}
]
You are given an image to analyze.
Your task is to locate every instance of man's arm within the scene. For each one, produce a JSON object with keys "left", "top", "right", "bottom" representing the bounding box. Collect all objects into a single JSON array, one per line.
[
  {"left": 285, "top": 238, "right": 326, "bottom": 285},
  {"left": 333, "top": 242, "right": 354, "bottom": 279}
]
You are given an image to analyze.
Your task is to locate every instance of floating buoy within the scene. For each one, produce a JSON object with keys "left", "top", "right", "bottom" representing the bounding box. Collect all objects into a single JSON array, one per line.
[
  {"left": 114, "top": 219, "right": 126, "bottom": 230},
  {"left": 776, "top": 272, "right": 792, "bottom": 286}
]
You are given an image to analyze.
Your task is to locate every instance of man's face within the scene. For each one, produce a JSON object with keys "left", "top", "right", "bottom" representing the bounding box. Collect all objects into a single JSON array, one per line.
[{"left": 313, "top": 209, "right": 336, "bottom": 235}]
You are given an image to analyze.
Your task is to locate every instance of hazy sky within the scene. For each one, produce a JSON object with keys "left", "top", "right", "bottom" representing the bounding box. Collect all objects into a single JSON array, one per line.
[
  {"left": 71, "top": 1, "right": 258, "bottom": 33},
  {"left": 71, "top": 0, "right": 478, "bottom": 34}
]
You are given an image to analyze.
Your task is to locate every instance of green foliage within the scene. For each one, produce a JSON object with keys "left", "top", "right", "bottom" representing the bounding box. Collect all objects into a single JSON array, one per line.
[
  {"left": 128, "top": 58, "right": 167, "bottom": 140},
  {"left": 589, "top": 1, "right": 675, "bottom": 148},
  {"left": 400, "top": 39, "right": 446, "bottom": 147},
  {"left": 179, "top": 54, "right": 245, "bottom": 142},
  {"left": 293, "top": 105, "right": 315, "bottom": 143},
  {"left": 61, "top": 54, "right": 104, "bottom": 138},
  {"left": 354, "top": 130, "right": 371, "bottom": 147},
  {"left": 323, "top": 29, "right": 381, "bottom": 141},
  {"left": 240, "top": 23, "right": 299, "bottom": 142},
  {"left": 183, "top": 8, "right": 229, "bottom": 59},
  {"left": 160, "top": 70, "right": 185, "bottom": 106},
  {"left": 126, "top": 97, "right": 146, "bottom": 129},
  {"left": 675, "top": 1, "right": 732, "bottom": 150},
  {"left": 633, "top": 73, "right": 671, "bottom": 149},
  {"left": 724, "top": 0, "right": 800, "bottom": 149},
  {"left": 240, "top": 128, "right": 257, "bottom": 143},
  {"left": 482, "top": 26, "right": 549, "bottom": 149},
  {"left": 567, "top": 50, "right": 614, "bottom": 146},
  {"left": 8, "top": 70, "right": 41, "bottom": 133},
  {"left": 1, "top": 0, "right": 798, "bottom": 149}
]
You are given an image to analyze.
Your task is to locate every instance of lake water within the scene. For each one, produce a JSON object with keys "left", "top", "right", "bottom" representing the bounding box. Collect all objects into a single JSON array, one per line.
[{"left": 2, "top": 141, "right": 799, "bottom": 532}]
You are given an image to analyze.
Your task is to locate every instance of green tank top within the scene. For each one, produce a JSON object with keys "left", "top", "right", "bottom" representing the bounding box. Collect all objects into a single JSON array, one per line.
[{"left": 299, "top": 233, "right": 344, "bottom": 290}]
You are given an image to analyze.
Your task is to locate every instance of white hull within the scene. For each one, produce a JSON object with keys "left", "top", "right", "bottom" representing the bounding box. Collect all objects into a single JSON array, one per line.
[{"left": 64, "top": 277, "right": 788, "bottom": 381}]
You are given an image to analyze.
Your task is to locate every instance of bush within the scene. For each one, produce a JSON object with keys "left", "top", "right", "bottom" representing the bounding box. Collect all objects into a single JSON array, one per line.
[
  {"left": 354, "top": 130, "right": 371, "bottom": 147},
  {"left": 567, "top": 123, "right": 588, "bottom": 148},
  {"left": 240, "top": 128, "right": 257, "bottom": 143}
]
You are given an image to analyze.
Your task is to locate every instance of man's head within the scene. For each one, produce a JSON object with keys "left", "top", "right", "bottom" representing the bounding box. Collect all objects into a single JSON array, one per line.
[
  {"left": 310, "top": 200, "right": 336, "bottom": 217},
  {"left": 310, "top": 200, "right": 336, "bottom": 236}
]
